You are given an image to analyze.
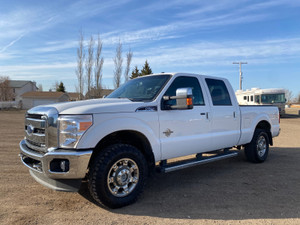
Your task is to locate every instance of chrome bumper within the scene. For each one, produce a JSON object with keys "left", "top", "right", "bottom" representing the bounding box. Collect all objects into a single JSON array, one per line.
[{"left": 19, "top": 139, "right": 92, "bottom": 179}]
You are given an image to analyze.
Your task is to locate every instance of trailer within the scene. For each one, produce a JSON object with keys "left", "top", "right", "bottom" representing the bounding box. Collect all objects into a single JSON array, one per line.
[{"left": 236, "top": 88, "right": 286, "bottom": 116}]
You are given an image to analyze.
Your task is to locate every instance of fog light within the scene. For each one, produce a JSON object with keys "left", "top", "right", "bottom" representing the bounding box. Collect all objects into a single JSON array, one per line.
[
  {"left": 60, "top": 160, "right": 69, "bottom": 172},
  {"left": 50, "top": 159, "right": 70, "bottom": 172}
]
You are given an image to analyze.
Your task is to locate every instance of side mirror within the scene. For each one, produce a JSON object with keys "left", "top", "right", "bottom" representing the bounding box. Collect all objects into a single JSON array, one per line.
[{"left": 163, "top": 87, "right": 193, "bottom": 110}]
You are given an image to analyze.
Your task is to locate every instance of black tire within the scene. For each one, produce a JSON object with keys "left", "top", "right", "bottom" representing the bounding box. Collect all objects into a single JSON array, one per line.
[
  {"left": 244, "top": 129, "right": 269, "bottom": 163},
  {"left": 88, "top": 144, "right": 148, "bottom": 208}
]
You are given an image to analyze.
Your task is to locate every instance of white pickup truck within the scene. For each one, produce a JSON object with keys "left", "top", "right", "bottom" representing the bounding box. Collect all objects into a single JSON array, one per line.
[{"left": 20, "top": 73, "right": 280, "bottom": 208}]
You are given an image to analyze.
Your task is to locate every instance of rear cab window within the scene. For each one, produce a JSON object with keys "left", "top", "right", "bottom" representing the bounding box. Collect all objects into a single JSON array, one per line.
[{"left": 205, "top": 78, "right": 232, "bottom": 106}]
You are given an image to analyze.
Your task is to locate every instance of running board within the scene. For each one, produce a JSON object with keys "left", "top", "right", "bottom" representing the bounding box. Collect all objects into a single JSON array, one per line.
[{"left": 160, "top": 151, "right": 238, "bottom": 173}]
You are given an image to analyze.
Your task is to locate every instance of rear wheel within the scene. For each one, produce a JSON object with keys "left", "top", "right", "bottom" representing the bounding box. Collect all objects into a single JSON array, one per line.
[
  {"left": 244, "top": 129, "right": 269, "bottom": 163},
  {"left": 88, "top": 144, "right": 148, "bottom": 208}
]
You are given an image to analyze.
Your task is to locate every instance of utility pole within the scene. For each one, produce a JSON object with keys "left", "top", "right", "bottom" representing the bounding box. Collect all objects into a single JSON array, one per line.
[{"left": 233, "top": 62, "right": 247, "bottom": 90}]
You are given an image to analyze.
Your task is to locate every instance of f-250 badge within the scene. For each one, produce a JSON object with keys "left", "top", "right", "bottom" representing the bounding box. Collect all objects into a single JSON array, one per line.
[{"left": 163, "top": 129, "right": 173, "bottom": 137}]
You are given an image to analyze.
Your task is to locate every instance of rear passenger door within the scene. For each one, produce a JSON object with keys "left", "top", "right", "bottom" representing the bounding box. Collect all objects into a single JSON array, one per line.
[{"left": 204, "top": 78, "right": 240, "bottom": 149}]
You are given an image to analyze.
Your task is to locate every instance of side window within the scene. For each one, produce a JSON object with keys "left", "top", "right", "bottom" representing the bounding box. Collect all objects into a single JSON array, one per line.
[
  {"left": 205, "top": 78, "right": 232, "bottom": 106},
  {"left": 163, "top": 76, "right": 205, "bottom": 106},
  {"left": 251, "top": 96, "right": 254, "bottom": 102},
  {"left": 255, "top": 95, "right": 260, "bottom": 103},
  {"left": 243, "top": 96, "right": 247, "bottom": 100}
]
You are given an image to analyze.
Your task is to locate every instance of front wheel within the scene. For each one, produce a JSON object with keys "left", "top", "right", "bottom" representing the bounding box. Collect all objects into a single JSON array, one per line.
[
  {"left": 244, "top": 129, "right": 270, "bottom": 163},
  {"left": 88, "top": 144, "right": 148, "bottom": 208}
]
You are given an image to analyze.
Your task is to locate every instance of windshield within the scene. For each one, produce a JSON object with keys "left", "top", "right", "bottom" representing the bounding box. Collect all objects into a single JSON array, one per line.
[
  {"left": 261, "top": 93, "right": 285, "bottom": 104},
  {"left": 107, "top": 75, "right": 171, "bottom": 101}
]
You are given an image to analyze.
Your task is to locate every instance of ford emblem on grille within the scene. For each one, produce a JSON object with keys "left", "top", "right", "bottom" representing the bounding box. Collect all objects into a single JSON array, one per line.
[{"left": 27, "top": 124, "right": 34, "bottom": 135}]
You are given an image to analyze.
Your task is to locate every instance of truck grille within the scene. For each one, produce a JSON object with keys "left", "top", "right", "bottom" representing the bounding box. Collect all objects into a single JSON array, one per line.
[
  {"left": 24, "top": 107, "right": 59, "bottom": 153},
  {"left": 25, "top": 114, "right": 47, "bottom": 153}
]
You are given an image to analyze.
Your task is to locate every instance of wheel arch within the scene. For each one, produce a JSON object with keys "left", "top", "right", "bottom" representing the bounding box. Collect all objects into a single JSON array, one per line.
[
  {"left": 89, "top": 130, "right": 155, "bottom": 172},
  {"left": 255, "top": 120, "right": 273, "bottom": 146}
]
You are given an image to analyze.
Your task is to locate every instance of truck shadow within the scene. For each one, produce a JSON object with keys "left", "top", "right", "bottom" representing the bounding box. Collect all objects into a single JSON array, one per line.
[{"left": 79, "top": 147, "right": 300, "bottom": 220}]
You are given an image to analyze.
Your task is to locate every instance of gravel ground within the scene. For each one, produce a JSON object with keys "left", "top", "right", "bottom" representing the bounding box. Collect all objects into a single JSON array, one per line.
[{"left": 0, "top": 110, "right": 299, "bottom": 225}]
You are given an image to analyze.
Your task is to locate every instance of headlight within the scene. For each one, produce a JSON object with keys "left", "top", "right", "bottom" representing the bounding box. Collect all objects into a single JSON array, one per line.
[{"left": 58, "top": 115, "right": 93, "bottom": 148}]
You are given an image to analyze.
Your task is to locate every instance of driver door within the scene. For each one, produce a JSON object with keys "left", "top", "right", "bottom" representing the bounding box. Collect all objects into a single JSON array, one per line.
[{"left": 158, "top": 76, "right": 212, "bottom": 160}]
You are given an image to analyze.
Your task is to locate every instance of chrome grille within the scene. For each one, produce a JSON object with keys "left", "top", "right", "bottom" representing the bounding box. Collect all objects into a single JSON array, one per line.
[
  {"left": 24, "top": 106, "right": 59, "bottom": 153},
  {"left": 25, "top": 114, "right": 47, "bottom": 152}
]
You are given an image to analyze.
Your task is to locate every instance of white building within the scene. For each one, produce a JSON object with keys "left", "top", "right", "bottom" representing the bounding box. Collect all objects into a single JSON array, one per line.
[
  {"left": 9, "top": 80, "right": 37, "bottom": 102},
  {"left": 0, "top": 80, "right": 37, "bottom": 109}
]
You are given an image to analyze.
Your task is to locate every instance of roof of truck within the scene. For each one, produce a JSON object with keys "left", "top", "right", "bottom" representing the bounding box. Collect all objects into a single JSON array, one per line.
[{"left": 147, "top": 72, "right": 219, "bottom": 79}]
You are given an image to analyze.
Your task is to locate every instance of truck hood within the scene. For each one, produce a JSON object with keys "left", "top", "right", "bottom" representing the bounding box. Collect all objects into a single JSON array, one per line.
[{"left": 32, "top": 98, "right": 146, "bottom": 114}]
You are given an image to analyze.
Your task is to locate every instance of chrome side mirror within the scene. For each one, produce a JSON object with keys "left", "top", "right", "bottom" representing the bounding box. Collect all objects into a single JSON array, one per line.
[{"left": 163, "top": 87, "right": 193, "bottom": 110}]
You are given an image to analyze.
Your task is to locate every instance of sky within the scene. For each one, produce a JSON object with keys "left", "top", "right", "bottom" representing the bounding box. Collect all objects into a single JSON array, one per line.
[{"left": 0, "top": 0, "right": 300, "bottom": 97}]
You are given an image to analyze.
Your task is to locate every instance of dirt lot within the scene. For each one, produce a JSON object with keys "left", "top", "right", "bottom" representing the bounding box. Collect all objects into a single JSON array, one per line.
[{"left": 0, "top": 110, "right": 299, "bottom": 225}]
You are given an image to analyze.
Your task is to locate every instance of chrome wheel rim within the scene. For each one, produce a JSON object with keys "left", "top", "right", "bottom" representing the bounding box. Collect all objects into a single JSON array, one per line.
[
  {"left": 107, "top": 158, "right": 139, "bottom": 197},
  {"left": 257, "top": 135, "right": 267, "bottom": 157}
]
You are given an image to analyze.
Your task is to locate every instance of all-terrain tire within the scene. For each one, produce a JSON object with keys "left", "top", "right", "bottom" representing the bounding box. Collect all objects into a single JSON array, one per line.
[
  {"left": 244, "top": 129, "right": 270, "bottom": 163},
  {"left": 88, "top": 144, "right": 148, "bottom": 208}
]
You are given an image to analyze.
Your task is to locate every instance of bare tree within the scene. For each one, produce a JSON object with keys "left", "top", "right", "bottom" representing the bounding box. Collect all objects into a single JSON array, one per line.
[
  {"left": 113, "top": 40, "right": 123, "bottom": 89},
  {"left": 124, "top": 49, "right": 133, "bottom": 83},
  {"left": 94, "top": 34, "right": 104, "bottom": 98},
  {"left": 52, "top": 81, "right": 59, "bottom": 91},
  {"left": 37, "top": 84, "right": 43, "bottom": 92},
  {"left": 0, "top": 76, "right": 14, "bottom": 101},
  {"left": 285, "top": 89, "right": 293, "bottom": 104},
  {"left": 297, "top": 93, "right": 300, "bottom": 103},
  {"left": 85, "top": 36, "right": 94, "bottom": 99},
  {"left": 76, "top": 31, "right": 85, "bottom": 100}
]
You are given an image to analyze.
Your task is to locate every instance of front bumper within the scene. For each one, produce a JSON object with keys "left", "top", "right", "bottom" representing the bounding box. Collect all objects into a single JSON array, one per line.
[{"left": 19, "top": 139, "right": 92, "bottom": 191}]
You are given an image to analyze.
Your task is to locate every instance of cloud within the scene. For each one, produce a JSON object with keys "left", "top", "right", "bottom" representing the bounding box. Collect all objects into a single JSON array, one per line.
[
  {"left": 3, "top": 36, "right": 300, "bottom": 77},
  {"left": 0, "top": 62, "right": 76, "bottom": 73},
  {"left": 103, "top": 24, "right": 180, "bottom": 45},
  {"left": 68, "top": 0, "right": 132, "bottom": 18},
  {"left": 0, "top": 52, "right": 15, "bottom": 60},
  {"left": 33, "top": 24, "right": 179, "bottom": 53},
  {"left": 1, "top": 0, "right": 300, "bottom": 83},
  {"left": 0, "top": 34, "right": 25, "bottom": 53},
  {"left": 176, "top": 0, "right": 240, "bottom": 18},
  {"left": 34, "top": 41, "right": 78, "bottom": 53},
  {"left": 0, "top": 8, "right": 49, "bottom": 40},
  {"left": 23, "top": 0, "right": 300, "bottom": 56},
  {"left": 131, "top": 37, "right": 300, "bottom": 67},
  {"left": 176, "top": 0, "right": 298, "bottom": 18}
]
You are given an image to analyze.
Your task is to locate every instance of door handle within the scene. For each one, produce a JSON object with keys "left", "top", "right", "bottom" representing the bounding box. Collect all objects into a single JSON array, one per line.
[
  {"left": 200, "top": 112, "right": 209, "bottom": 120},
  {"left": 233, "top": 111, "right": 237, "bottom": 118}
]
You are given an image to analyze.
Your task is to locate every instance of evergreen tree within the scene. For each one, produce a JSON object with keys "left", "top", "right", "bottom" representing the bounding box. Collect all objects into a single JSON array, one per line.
[
  {"left": 130, "top": 66, "right": 140, "bottom": 79},
  {"left": 56, "top": 81, "right": 66, "bottom": 92},
  {"left": 130, "top": 61, "right": 153, "bottom": 79},
  {"left": 140, "top": 60, "right": 152, "bottom": 76}
]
